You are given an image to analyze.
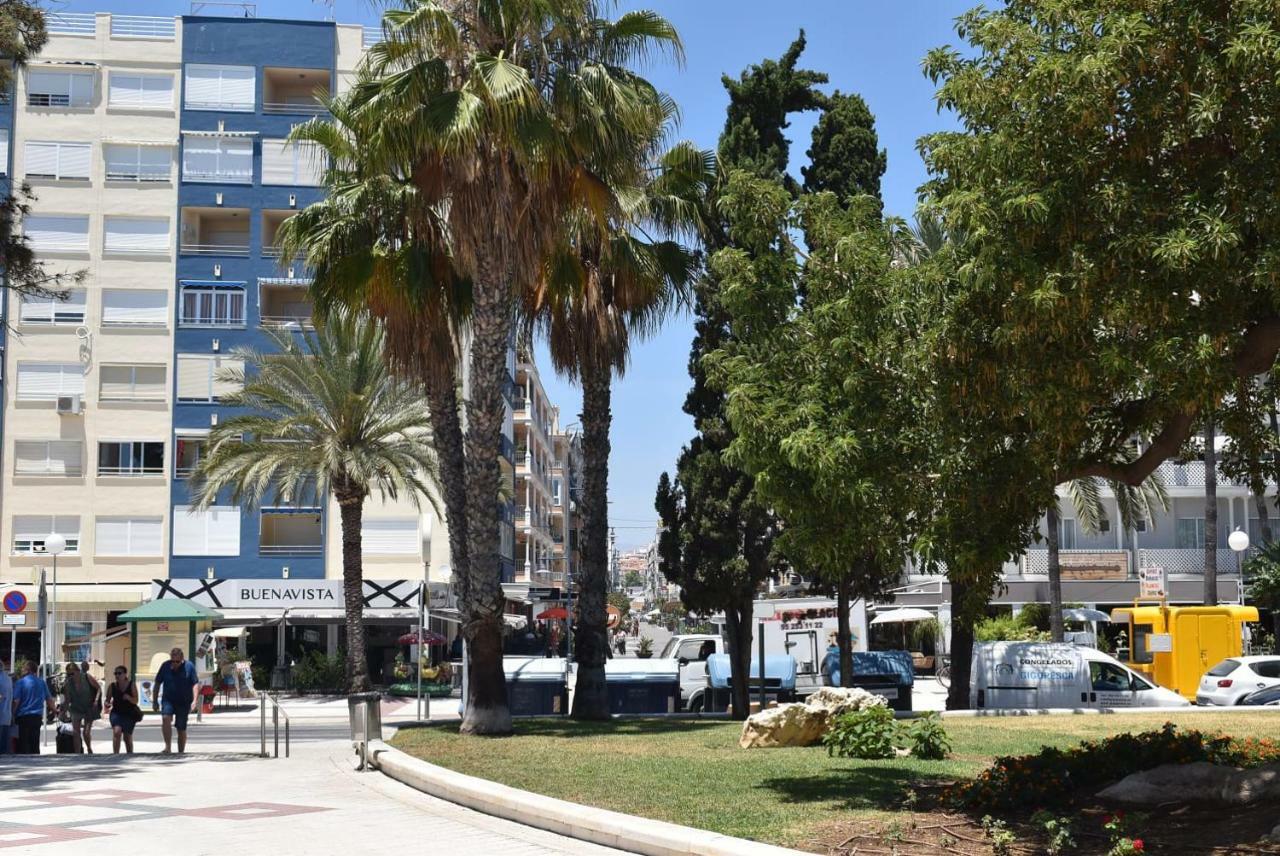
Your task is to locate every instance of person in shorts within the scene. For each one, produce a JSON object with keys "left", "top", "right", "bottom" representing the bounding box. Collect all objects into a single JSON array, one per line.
[
  {"left": 152, "top": 648, "right": 199, "bottom": 754},
  {"left": 12, "top": 660, "right": 54, "bottom": 754},
  {"left": 104, "top": 665, "right": 141, "bottom": 754},
  {"left": 62, "top": 662, "right": 99, "bottom": 753}
]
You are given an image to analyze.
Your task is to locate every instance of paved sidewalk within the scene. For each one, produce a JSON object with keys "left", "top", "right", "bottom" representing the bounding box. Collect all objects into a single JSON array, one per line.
[{"left": 0, "top": 745, "right": 625, "bottom": 855}]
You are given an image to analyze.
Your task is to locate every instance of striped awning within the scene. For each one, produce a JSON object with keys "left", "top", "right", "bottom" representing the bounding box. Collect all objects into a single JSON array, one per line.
[{"left": 103, "top": 138, "right": 175, "bottom": 147}]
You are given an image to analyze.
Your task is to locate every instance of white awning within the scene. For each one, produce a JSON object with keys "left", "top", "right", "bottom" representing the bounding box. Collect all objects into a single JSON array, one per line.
[
  {"left": 211, "top": 626, "right": 248, "bottom": 638},
  {"left": 258, "top": 277, "right": 311, "bottom": 286},
  {"left": 32, "top": 60, "right": 99, "bottom": 68},
  {"left": 213, "top": 608, "right": 418, "bottom": 623},
  {"left": 103, "top": 138, "right": 175, "bottom": 147},
  {"left": 181, "top": 129, "right": 258, "bottom": 138}
]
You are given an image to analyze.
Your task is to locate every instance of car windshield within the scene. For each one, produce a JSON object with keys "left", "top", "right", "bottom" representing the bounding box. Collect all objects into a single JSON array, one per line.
[
  {"left": 1207, "top": 659, "right": 1240, "bottom": 677},
  {"left": 659, "top": 639, "right": 678, "bottom": 659}
]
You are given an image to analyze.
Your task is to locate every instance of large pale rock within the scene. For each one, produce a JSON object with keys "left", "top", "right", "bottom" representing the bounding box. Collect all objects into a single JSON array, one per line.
[
  {"left": 1097, "top": 762, "right": 1280, "bottom": 807},
  {"left": 739, "top": 703, "right": 829, "bottom": 749},
  {"left": 805, "top": 687, "right": 888, "bottom": 717}
]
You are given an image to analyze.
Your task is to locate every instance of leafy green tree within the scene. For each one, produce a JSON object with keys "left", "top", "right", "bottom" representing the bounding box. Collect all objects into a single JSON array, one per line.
[
  {"left": 622, "top": 571, "right": 643, "bottom": 590},
  {"left": 801, "top": 91, "right": 886, "bottom": 210},
  {"left": 656, "top": 33, "right": 826, "bottom": 719},
  {"left": 349, "top": 0, "right": 682, "bottom": 733},
  {"left": 190, "top": 313, "right": 439, "bottom": 692},
  {"left": 920, "top": 0, "right": 1280, "bottom": 492},
  {"left": 1246, "top": 542, "right": 1280, "bottom": 651}
]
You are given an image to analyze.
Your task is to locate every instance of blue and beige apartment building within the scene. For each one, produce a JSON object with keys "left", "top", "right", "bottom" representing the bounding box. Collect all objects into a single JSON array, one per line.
[{"left": 0, "top": 10, "right": 555, "bottom": 674}]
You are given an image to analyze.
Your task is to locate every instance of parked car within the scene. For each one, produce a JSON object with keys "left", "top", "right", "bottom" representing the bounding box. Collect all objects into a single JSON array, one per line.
[
  {"left": 1196, "top": 656, "right": 1280, "bottom": 706},
  {"left": 1241, "top": 684, "right": 1280, "bottom": 706}
]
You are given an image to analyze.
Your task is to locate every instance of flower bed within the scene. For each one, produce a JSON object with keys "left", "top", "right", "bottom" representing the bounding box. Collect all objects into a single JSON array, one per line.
[{"left": 954, "top": 722, "right": 1280, "bottom": 813}]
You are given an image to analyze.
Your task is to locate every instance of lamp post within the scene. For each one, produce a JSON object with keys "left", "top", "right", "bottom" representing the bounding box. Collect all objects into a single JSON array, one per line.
[
  {"left": 1230, "top": 527, "right": 1251, "bottom": 611},
  {"left": 42, "top": 532, "right": 66, "bottom": 748}
]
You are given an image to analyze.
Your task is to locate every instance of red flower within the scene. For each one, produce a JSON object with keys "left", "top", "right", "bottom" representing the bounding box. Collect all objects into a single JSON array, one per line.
[{"left": 1133, "top": 839, "right": 1144, "bottom": 851}]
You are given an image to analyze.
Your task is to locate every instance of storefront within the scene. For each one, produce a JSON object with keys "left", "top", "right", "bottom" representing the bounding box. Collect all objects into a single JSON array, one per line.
[{"left": 0, "top": 582, "right": 149, "bottom": 677}]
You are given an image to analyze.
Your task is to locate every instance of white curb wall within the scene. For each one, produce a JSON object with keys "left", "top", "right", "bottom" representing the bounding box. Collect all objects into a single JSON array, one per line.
[{"left": 368, "top": 740, "right": 804, "bottom": 856}]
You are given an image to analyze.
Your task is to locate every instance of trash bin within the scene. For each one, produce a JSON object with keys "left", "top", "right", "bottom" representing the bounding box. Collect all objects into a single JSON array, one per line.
[
  {"left": 347, "top": 692, "right": 383, "bottom": 770},
  {"left": 504, "top": 657, "right": 568, "bottom": 715},
  {"left": 704, "top": 654, "right": 797, "bottom": 713},
  {"left": 849, "top": 651, "right": 914, "bottom": 712},
  {"left": 605, "top": 658, "right": 679, "bottom": 714}
]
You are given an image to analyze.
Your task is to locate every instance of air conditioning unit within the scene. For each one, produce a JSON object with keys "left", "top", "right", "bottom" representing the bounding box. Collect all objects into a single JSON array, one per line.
[{"left": 55, "top": 394, "right": 82, "bottom": 415}]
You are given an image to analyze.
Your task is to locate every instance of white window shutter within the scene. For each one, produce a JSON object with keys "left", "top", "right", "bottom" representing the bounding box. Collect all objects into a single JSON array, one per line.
[
  {"left": 103, "top": 289, "right": 167, "bottom": 325},
  {"left": 211, "top": 357, "right": 244, "bottom": 399},
  {"left": 177, "top": 355, "right": 216, "bottom": 400},
  {"left": 185, "top": 65, "right": 253, "bottom": 110},
  {"left": 70, "top": 74, "right": 93, "bottom": 106},
  {"left": 223, "top": 139, "right": 253, "bottom": 182},
  {"left": 130, "top": 518, "right": 164, "bottom": 555},
  {"left": 221, "top": 66, "right": 255, "bottom": 110},
  {"left": 98, "top": 366, "right": 133, "bottom": 400},
  {"left": 14, "top": 440, "right": 81, "bottom": 476},
  {"left": 104, "top": 217, "right": 169, "bottom": 253},
  {"left": 94, "top": 518, "right": 131, "bottom": 555},
  {"left": 295, "top": 141, "right": 323, "bottom": 186},
  {"left": 184, "top": 66, "right": 220, "bottom": 108},
  {"left": 24, "top": 215, "right": 89, "bottom": 252},
  {"left": 59, "top": 143, "right": 91, "bottom": 179},
  {"left": 361, "top": 518, "right": 420, "bottom": 555},
  {"left": 0, "top": 129, "right": 8, "bottom": 176},
  {"left": 172, "top": 505, "right": 241, "bottom": 556},
  {"left": 134, "top": 366, "right": 166, "bottom": 399},
  {"left": 24, "top": 142, "right": 59, "bottom": 177},
  {"left": 26, "top": 70, "right": 60, "bottom": 98},
  {"left": 16, "top": 363, "right": 84, "bottom": 400},
  {"left": 261, "top": 139, "right": 293, "bottom": 185}
]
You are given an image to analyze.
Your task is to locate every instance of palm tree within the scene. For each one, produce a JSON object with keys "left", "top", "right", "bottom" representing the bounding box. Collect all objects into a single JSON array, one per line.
[
  {"left": 1045, "top": 470, "right": 1169, "bottom": 642},
  {"left": 530, "top": 141, "right": 713, "bottom": 719},
  {"left": 343, "top": 0, "right": 683, "bottom": 734},
  {"left": 189, "top": 311, "right": 439, "bottom": 692}
]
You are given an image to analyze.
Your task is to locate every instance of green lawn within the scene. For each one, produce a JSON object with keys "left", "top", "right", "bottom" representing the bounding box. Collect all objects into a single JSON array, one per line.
[{"left": 390, "top": 712, "right": 1280, "bottom": 849}]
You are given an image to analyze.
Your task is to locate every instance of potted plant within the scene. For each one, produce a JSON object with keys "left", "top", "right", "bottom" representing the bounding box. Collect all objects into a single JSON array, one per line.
[{"left": 636, "top": 638, "right": 653, "bottom": 659}]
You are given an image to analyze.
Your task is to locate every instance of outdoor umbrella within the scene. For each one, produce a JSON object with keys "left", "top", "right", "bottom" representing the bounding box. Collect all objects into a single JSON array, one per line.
[
  {"left": 537, "top": 606, "right": 569, "bottom": 620},
  {"left": 870, "top": 607, "right": 936, "bottom": 649},
  {"left": 397, "top": 630, "right": 448, "bottom": 646},
  {"left": 1061, "top": 608, "right": 1111, "bottom": 623}
]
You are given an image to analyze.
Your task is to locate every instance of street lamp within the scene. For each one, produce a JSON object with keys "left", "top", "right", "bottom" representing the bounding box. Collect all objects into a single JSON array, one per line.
[
  {"left": 42, "top": 532, "right": 66, "bottom": 748},
  {"left": 1230, "top": 527, "right": 1251, "bottom": 605}
]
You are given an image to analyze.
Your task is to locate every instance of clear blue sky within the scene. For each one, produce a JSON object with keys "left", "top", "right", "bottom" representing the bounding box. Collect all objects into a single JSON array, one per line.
[{"left": 61, "top": 0, "right": 975, "bottom": 548}]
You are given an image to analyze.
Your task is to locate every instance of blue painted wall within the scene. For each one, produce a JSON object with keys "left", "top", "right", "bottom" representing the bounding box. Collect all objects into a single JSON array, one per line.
[{"left": 170, "top": 17, "right": 336, "bottom": 580}]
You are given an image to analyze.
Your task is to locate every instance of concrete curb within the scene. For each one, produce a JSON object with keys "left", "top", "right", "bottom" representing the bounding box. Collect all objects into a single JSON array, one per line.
[
  {"left": 367, "top": 740, "right": 803, "bottom": 856},
  {"left": 937, "top": 705, "right": 1280, "bottom": 718}
]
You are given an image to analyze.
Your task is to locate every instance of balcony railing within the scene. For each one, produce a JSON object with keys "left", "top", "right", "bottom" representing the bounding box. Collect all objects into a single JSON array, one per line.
[
  {"left": 46, "top": 12, "right": 95, "bottom": 35},
  {"left": 182, "top": 168, "right": 252, "bottom": 183},
  {"left": 1019, "top": 547, "right": 1246, "bottom": 576},
  {"left": 260, "top": 314, "right": 314, "bottom": 329},
  {"left": 181, "top": 241, "right": 250, "bottom": 257},
  {"left": 1137, "top": 547, "right": 1247, "bottom": 575},
  {"left": 262, "top": 101, "right": 326, "bottom": 116},
  {"left": 110, "top": 15, "right": 175, "bottom": 38},
  {"left": 180, "top": 313, "right": 246, "bottom": 327},
  {"left": 97, "top": 465, "right": 163, "bottom": 477},
  {"left": 260, "top": 544, "right": 323, "bottom": 556},
  {"left": 362, "top": 26, "right": 381, "bottom": 48},
  {"left": 106, "top": 166, "right": 171, "bottom": 183},
  {"left": 15, "top": 464, "right": 82, "bottom": 477}
]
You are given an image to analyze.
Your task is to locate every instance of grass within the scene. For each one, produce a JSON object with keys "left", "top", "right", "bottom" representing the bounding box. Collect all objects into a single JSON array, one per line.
[{"left": 390, "top": 711, "right": 1280, "bottom": 849}]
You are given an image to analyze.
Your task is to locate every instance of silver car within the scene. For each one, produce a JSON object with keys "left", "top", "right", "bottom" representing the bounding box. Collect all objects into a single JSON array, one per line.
[{"left": 1196, "top": 656, "right": 1280, "bottom": 705}]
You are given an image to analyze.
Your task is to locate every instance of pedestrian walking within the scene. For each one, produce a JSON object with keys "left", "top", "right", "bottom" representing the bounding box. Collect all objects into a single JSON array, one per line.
[
  {"left": 0, "top": 658, "right": 13, "bottom": 755},
  {"left": 12, "top": 661, "right": 54, "bottom": 754},
  {"left": 152, "top": 647, "right": 199, "bottom": 754},
  {"left": 104, "top": 665, "right": 141, "bottom": 754},
  {"left": 63, "top": 662, "right": 100, "bottom": 753}
]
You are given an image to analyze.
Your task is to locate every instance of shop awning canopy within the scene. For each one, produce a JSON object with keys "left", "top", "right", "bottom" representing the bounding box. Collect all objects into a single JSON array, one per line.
[
  {"left": 119, "top": 599, "right": 223, "bottom": 623},
  {"left": 211, "top": 626, "right": 249, "bottom": 638},
  {"left": 397, "top": 630, "right": 447, "bottom": 646},
  {"left": 536, "top": 607, "right": 568, "bottom": 620}
]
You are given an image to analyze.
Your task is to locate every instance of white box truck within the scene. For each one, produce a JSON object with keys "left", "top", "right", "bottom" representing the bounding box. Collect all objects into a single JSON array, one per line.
[
  {"left": 664, "top": 596, "right": 871, "bottom": 709},
  {"left": 970, "top": 641, "right": 1188, "bottom": 710}
]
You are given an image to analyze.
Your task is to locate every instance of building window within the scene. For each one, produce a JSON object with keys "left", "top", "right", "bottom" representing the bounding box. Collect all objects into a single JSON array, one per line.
[
  {"left": 1058, "top": 517, "right": 1077, "bottom": 550},
  {"left": 176, "top": 354, "right": 243, "bottom": 403},
  {"left": 23, "top": 214, "right": 89, "bottom": 253},
  {"left": 172, "top": 505, "right": 241, "bottom": 556},
  {"left": 552, "top": 477, "right": 563, "bottom": 506},
  {"left": 97, "top": 441, "right": 164, "bottom": 476},
  {"left": 98, "top": 365, "right": 166, "bottom": 402},
  {"left": 181, "top": 135, "right": 253, "bottom": 183},
  {"left": 261, "top": 138, "right": 323, "bottom": 186},
  {"left": 1176, "top": 517, "right": 1206, "bottom": 549},
  {"left": 174, "top": 433, "right": 208, "bottom": 479},
  {"left": 104, "top": 143, "right": 171, "bottom": 182},
  {"left": 260, "top": 509, "right": 323, "bottom": 556},
  {"left": 26, "top": 70, "right": 94, "bottom": 108},
  {"left": 13, "top": 440, "right": 82, "bottom": 477},
  {"left": 102, "top": 289, "right": 168, "bottom": 327},
  {"left": 1134, "top": 518, "right": 1148, "bottom": 533},
  {"left": 180, "top": 283, "right": 245, "bottom": 326},
  {"left": 24, "top": 141, "right": 91, "bottom": 181},
  {"left": 103, "top": 216, "right": 170, "bottom": 255},
  {"left": 0, "top": 129, "right": 8, "bottom": 176},
  {"left": 361, "top": 518, "right": 419, "bottom": 555},
  {"left": 107, "top": 72, "right": 173, "bottom": 110},
  {"left": 94, "top": 517, "right": 163, "bottom": 556},
  {"left": 12, "top": 515, "right": 80, "bottom": 555},
  {"left": 15, "top": 362, "right": 85, "bottom": 401},
  {"left": 183, "top": 64, "right": 254, "bottom": 111},
  {"left": 18, "top": 290, "right": 86, "bottom": 325}
]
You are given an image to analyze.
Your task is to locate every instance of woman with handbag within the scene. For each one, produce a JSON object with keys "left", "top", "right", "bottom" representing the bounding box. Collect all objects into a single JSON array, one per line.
[
  {"left": 104, "top": 665, "right": 141, "bottom": 754},
  {"left": 63, "top": 663, "right": 98, "bottom": 753}
]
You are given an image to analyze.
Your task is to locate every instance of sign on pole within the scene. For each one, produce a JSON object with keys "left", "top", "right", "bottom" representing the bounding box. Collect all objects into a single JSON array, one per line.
[
  {"left": 1138, "top": 566, "right": 1167, "bottom": 599},
  {"left": 3, "top": 614, "right": 26, "bottom": 626},
  {"left": 3, "top": 590, "right": 26, "bottom": 614}
]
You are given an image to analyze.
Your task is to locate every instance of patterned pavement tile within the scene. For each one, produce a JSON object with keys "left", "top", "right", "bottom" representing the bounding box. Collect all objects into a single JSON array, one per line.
[
  {"left": 0, "top": 825, "right": 108, "bottom": 849},
  {"left": 17, "top": 789, "right": 169, "bottom": 806},
  {"left": 180, "top": 802, "right": 331, "bottom": 821}
]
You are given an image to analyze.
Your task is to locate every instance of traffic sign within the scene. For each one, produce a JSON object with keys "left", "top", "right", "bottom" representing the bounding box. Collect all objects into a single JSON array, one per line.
[
  {"left": 2, "top": 590, "right": 26, "bottom": 614},
  {"left": 2, "top": 613, "right": 25, "bottom": 626}
]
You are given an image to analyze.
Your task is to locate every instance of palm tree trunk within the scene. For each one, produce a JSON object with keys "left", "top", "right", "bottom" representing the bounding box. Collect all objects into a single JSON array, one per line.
[
  {"left": 424, "top": 370, "right": 469, "bottom": 584},
  {"left": 836, "top": 575, "right": 853, "bottom": 688},
  {"left": 336, "top": 485, "right": 372, "bottom": 693},
  {"left": 1047, "top": 501, "right": 1064, "bottom": 643},
  {"left": 571, "top": 358, "right": 611, "bottom": 720},
  {"left": 1205, "top": 417, "right": 1219, "bottom": 606},
  {"left": 459, "top": 250, "right": 512, "bottom": 736},
  {"left": 724, "top": 594, "right": 753, "bottom": 720}
]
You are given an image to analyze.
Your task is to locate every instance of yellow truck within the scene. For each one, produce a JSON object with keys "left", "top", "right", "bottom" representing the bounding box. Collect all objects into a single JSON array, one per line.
[{"left": 1110, "top": 604, "right": 1258, "bottom": 700}]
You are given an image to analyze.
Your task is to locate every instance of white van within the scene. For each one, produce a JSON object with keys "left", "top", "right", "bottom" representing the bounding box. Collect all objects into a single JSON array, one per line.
[{"left": 970, "top": 642, "right": 1188, "bottom": 710}]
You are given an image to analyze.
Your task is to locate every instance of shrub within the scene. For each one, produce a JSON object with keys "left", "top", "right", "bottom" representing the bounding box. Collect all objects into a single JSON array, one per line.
[
  {"left": 974, "top": 612, "right": 1049, "bottom": 642},
  {"left": 1030, "top": 810, "right": 1076, "bottom": 856},
  {"left": 823, "top": 704, "right": 899, "bottom": 759},
  {"left": 636, "top": 637, "right": 654, "bottom": 658},
  {"left": 905, "top": 712, "right": 951, "bottom": 760},
  {"left": 292, "top": 650, "right": 346, "bottom": 691},
  {"left": 953, "top": 723, "right": 1280, "bottom": 813}
]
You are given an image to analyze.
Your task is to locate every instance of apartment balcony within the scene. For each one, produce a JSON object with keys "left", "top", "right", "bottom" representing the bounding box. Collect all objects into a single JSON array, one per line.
[
  {"left": 261, "top": 210, "right": 299, "bottom": 259},
  {"left": 260, "top": 510, "right": 324, "bottom": 556},
  {"left": 1019, "top": 547, "right": 1244, "bottom": 576},
  {"left": 259, "top": 280, "right": 314, "bottom": 329},
  {"left": 180, "top": 207, "right": 250, "bottom": 256},
  {"left": 263, "top": 67, "right": 330, "bottom": 116}
]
